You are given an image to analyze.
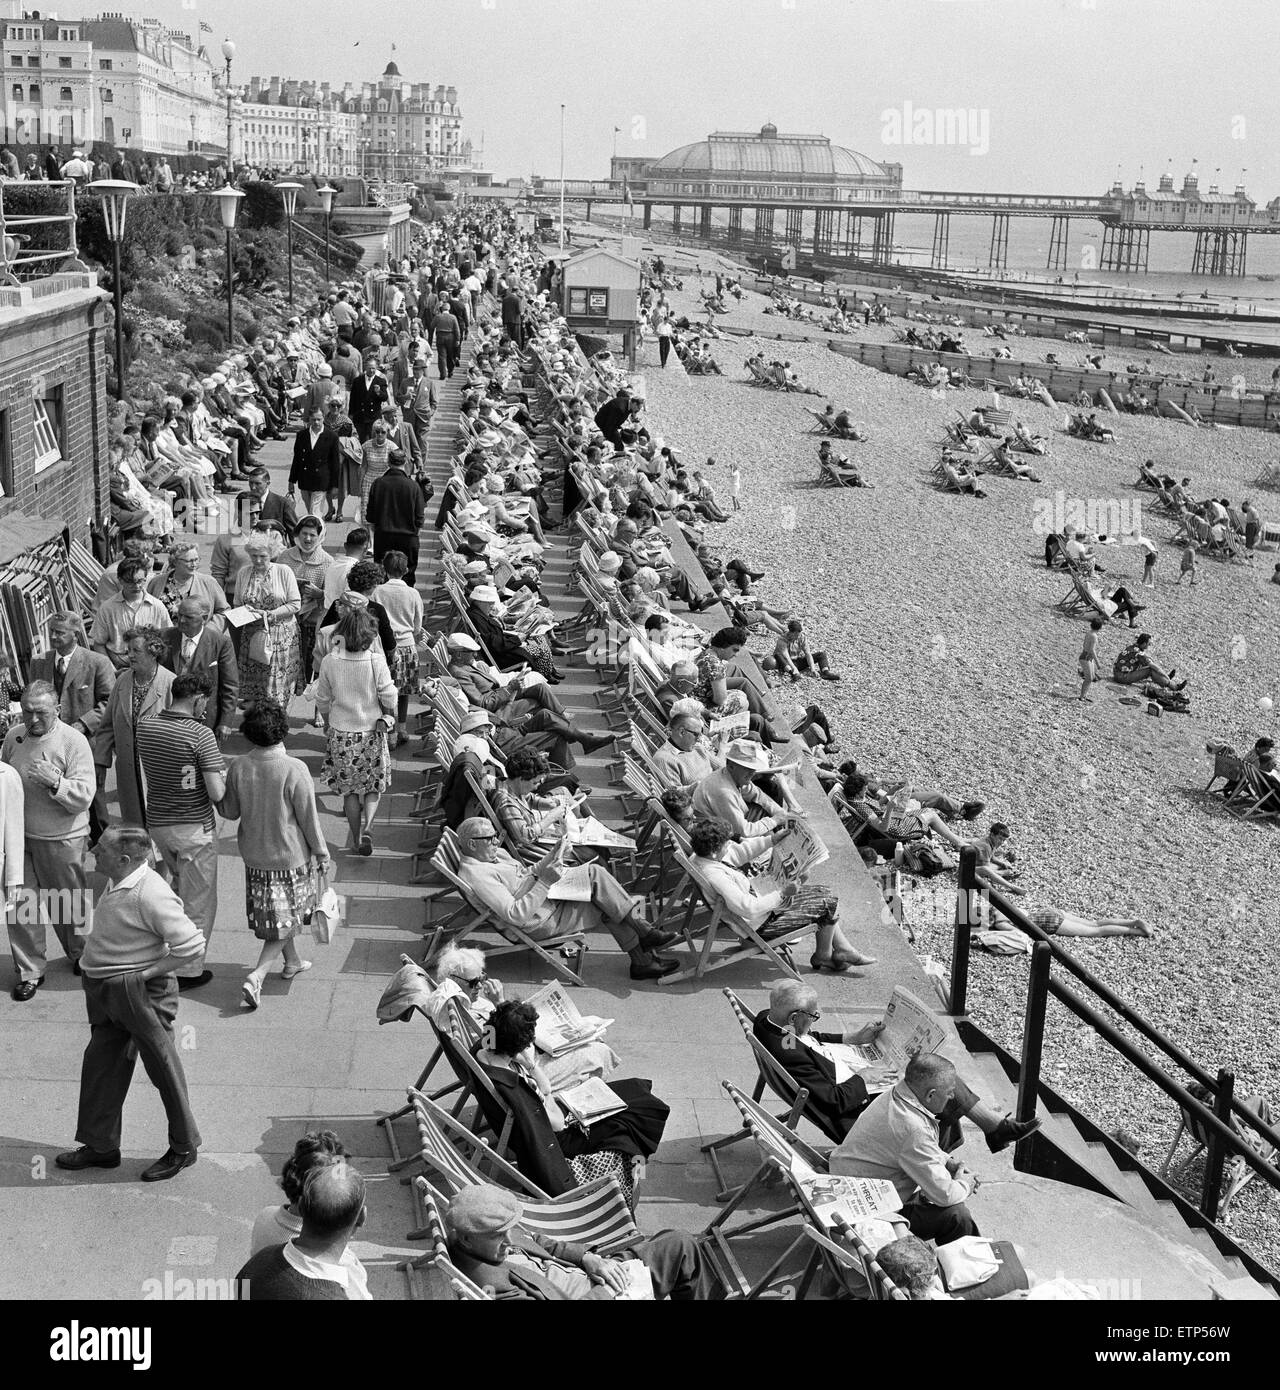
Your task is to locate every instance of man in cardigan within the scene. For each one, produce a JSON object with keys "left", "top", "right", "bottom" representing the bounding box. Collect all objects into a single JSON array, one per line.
[
  {"left": 2, "top": 683, "right": 96, "bottom": 999},
  {"left": 236, "top": 1159, "right": 370, "bottom": 1299},
  {"left": 55, "top": 826, "right": 204, "bottom": 1181},
  {"left": 445, "top": 1184, "right": 724, "bottom": 1300}
]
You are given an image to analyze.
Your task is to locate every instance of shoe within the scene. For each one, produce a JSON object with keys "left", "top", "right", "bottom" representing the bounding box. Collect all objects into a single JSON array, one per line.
[
  {"left": 809, "top": 954, "right": 851, "bottom": 973},
  {"left": 960, "top": 800, "right": 986, "bottom": 821},
  {"left": 55, "top": 1146, "right": 121, "bottom": 1171},
  {"left": 358, "top": 832, "right": 373, "bottom": 856},
  {"left": 177, "top": 970, "right": 213, "bottom": 992},
  {"left": 282, "top": 960, "right": 313, "bottom": 980},
  {"left": 241, "top": 976, "right": 261, "bottom": 1010},
  {"left": 819, "top": 671, "right": 840, "bottom": 681},
  {"left": 833, "top": 948, "right": 878, "bottom": 967},
  {"left": 141, "top": 1149, "right": 197, "bottom": 1182},
  {"left": 1175, "top": 679, "right": 1188, "bottom": 691},
  {"left": 629, "top": 955, "right": 680, "bottom": 981},
  {"left": 578, "top": 731, "right": 616, "bottom": 755},
  {"left": 640, "top": 928, "right": 680, "bottom": 952},
  {"left": 974, "top": 489, "right": 988, "bottom": 498},
  {"left": 987, "top": 1115, "right": 1042, "bottom": 1153},
  {"left": 11, "top": 977, "right": 44, "bottom": 1001}
]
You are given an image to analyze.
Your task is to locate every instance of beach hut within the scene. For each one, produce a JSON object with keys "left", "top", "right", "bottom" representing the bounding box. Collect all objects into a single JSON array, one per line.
[{"left": 560, "top": 245, "right": 642, "bottom": 368}]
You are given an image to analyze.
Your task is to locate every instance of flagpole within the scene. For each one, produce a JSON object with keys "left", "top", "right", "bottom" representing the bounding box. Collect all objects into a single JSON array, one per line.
[{"left": 559, "top": 103, "right": 566, "bottom": 252}]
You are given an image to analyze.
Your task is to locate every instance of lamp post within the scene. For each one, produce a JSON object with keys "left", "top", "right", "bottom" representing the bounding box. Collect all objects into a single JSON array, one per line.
[
  {"left": 90, "top": 179, "right": 138, "bottom": 400},
  {"left": 559, "top": 103, "right": 566, "bottom": 251},
  {"left": 213, "top": 183, "right": 244, "bottom": 345},
  {"left": 317, "top": 183, "right": 336, "bottom": 291},
  {"left": 220, "top": 38, "right": 235, "bottom": 172},
  {"left": 275, "top": 180, "right": 302, "bottom": 308}
]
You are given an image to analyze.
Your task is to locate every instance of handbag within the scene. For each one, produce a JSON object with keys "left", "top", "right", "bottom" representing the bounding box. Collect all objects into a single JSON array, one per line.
[
  {"left": 340, "top": 434, "right": 363, "bottom": 465},
  {"left": 246, "top": 623, "right": 272, "bottom": 665},
  {"left": 310, "top": 872, "right": 345, "bottom": 944}
]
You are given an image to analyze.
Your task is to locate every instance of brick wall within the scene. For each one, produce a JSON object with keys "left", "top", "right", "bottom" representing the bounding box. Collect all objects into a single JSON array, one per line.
[{"left": 0, "top": 288, "right": 110, "bottom": 555}]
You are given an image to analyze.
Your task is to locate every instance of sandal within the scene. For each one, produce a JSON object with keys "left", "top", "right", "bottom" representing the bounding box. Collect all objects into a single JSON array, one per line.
[{"left": 282, "top": 960, "right": 313, "bottom": 980}]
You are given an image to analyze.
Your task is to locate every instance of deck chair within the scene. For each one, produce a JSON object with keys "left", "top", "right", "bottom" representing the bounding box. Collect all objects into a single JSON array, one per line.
[
  {"left": 1232, "top": 765, "right": 1280, "bottom": 822},
  {"left": 940, "top": 462, "right": 978, "bottom": 495},
  {"left": 654, "top": 849, "right": 807, "bottom": 988},
  {"left": 1204, "top": 749, "right": 1246, "bottom": 801},
  {"left": 805, "top": 409, "right": 838, "bottom": 437},
  {"left": 795, "top": 1223, "right": 909, "bottom": 1301},
  {"left": 399, "top": 1179, "right": 495, "bottom": 1300},
  {"left": 1057, "top": 573, "right": 1120, "bottom": 623},
  {"left": 427, "top": 828, "right": 587, "bottom": 985},
  {"left": 700, "top": 988, "right": 813, "bottom": 1201},
  {"left": 1159, "top": 1088, "right": 1279, "bottom": 1227},
  {"left": 404, "top": 1093, "right": 640, "bottom": 1251},
  {"left": 817, "top": 457, "right": 861, "bottom": 489}
]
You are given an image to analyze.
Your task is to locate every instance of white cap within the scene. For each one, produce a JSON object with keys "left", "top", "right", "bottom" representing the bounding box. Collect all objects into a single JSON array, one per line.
[
  {"left": 459, "top": 711, "right": 492, "bottom": 732},
  {"left": 471, "top": 585, "right": 500, "bottom": 604},
  {"left": 446, "top": 633, "right": 481, "bottom": 651}
]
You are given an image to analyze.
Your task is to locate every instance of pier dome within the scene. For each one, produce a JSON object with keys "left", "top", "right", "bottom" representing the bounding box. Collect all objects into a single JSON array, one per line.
[{"left": 649, "top": 125, "right": 895, "bottom": 184}]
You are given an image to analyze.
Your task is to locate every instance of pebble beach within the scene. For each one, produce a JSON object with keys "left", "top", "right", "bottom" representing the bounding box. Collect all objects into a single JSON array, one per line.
[{"left": 609, "top": 227, "right": 1280, "bottom": 1262}]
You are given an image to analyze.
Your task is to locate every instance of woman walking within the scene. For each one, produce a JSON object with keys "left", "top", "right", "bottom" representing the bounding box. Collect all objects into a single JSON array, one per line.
[
  {"left": 279, "top": 515, "right": 333, "bottom": 694},
  {"left": 221, "top": 701, "right": 329, "bottom": 1010},
  {"left": 372, "top": 550, "right": 423, "bottom": 748},
  {"left": 324, "top": 392, "right": 360, "bottom": 523},
  {"left": 233, "top": 534, "right": 302, "bottom": 709},
  {"left": 314, "top": 608, "right": 397, "bottom": 856},
  {"left": 359, "top": 418, "right": 402, "bottom": 525}
]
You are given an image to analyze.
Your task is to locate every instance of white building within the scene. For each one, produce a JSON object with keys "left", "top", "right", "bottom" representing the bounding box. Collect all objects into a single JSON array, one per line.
[{"left": 238, "top": 78, "right": 359, "bottom": 178}]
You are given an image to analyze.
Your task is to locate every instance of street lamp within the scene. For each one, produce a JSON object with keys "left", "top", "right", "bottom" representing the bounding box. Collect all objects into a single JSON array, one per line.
[
  {"left": 90, "top": 178, "right": 138, "bottom": 401},
  {"left": 317, "top": 183, "right": 337, "bottom": 290},
  {"left": 220, "top": 38, "right": 236, "bottom": 172},
  {"left": 559, "top": 103, "right": 566, "bottom": 251},
  {"left": 212, "top": 183, "right": 244, "bottom": 345},
  {"left": 275, "top": 180, "right": 302, "bottom": 308}
]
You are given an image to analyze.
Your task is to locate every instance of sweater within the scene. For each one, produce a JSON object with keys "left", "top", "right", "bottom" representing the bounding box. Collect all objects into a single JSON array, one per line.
[
  {"left": 314, "top": 648, "right": 397, "bottom": 732},
  {"left": 234, "top": 1244, "right": 350, "bottom": 1301},
  {"left": 221, "top": 747, "right": 327, "bottom": 871},
  {"left": 0, "top": 761, "right": 24, "bottom": 887},
  {"left": 80, "top": 864, "right": 205, "bottom": 979},
  {"left": 372, "top": 579, "right": 423, "bottom": 645},
  {"left": 1, "top": 722, "right": 95, "bottom": 840}
]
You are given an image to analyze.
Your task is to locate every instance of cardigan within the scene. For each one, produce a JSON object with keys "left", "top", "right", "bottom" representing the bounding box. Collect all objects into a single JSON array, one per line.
[
  {"left": 314, "top": 648, "right": 397, "bottom": 732},
  {"left": 221, "top": 746, "right": 327, "bottom": 871},
  {"left": 2, "top": 721, "right": 95, "bottom": 840},
  {"left": 79, "top": 863, "right": 204, "bottom": 979}
]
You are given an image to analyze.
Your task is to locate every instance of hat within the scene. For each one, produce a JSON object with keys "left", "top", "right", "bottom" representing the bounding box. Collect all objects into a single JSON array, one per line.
[
  {"left": 597, "top": 551, "right": 622, "bottom": 574},
  {"left": 318, "top": 363, "right": 333, "bottom": 378},
  {"left": 724, "top": 739, "right": 771, "bottom": 772},
  {"left": 462, "top": 560, "right": 489, "bottom": 575},
  {"left": 210, "top": 373, "right": 227, "bottom": 386},
  {"left": 447, "top": 1184, "right": 522, "bottom": 1238},
  {"left": 459, "top": 710, "right": 492, "bottom": 733},
  {"left": 446, "top": 632, "right": 481, "bottom": 651},
  {"left": 459, "top": 501, "right": 488, "bottom": 519},
  {"left": 471, "top": 585, "right": 500, "bottom": 604}
]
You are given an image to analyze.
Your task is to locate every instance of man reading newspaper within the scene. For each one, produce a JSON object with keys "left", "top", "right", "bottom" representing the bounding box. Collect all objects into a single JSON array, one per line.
[
  {"left": 753, "top": 979, "right": 1040, "bottom": 1150},
  {"left": 445, "top": 1184, "right": 727, "bottom": 1300}
]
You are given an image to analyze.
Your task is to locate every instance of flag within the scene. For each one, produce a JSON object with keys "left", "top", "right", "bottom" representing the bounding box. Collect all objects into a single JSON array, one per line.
[
  {"left": 613, "top": 126, "right": 621, "bottom": 134},
  {"left": 199, "top": 19, "right": 212, "bottom": 32}
]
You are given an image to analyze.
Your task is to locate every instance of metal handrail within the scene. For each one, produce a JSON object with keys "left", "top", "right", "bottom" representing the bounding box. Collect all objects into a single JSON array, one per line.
[
  {"left": 949, "top": 848, "right": 1280, "bottom": 1215},
  {"left": 0, "top": 179, "right": 79, "bottom": 279}
]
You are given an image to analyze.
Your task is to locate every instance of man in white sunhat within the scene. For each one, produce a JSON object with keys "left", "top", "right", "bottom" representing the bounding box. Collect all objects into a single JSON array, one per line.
[
  {"left": 452, "top": 817, "right": 680, "bottom": 980},
  {"left": 691, "top": 739, "right": 797, "bottom": 839}
]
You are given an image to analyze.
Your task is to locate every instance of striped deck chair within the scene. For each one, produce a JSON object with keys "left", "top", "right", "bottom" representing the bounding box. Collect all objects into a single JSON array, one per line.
[
  {"left": 426, "top": 828, "right": 586, "bottom": 985},
  {"left": 797, "top": 1223, "right": 910, "bottom": 1302},
  {"left": 701, "top": 988, "right": 813, "bottom": 1201},
  {"left": 1055, "top": 573, "right": 1119, "bottom": 623},
  {"left": 655, "top": 848, "right": 807, "bottom": 988},
  {"left": 399, "top": 1179, "right": 495, "bottom": 1301},
  {"left": 805, "top": 408, "right": 838, "bottom": 437},
  {"left": 1232, "top": 765, "right": 1280, "bottom": 822}
]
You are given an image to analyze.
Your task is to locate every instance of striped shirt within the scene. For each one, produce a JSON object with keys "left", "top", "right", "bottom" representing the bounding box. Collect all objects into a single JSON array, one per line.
[{"left": 135, "top": 711, "right": 225, "bottom": 830}]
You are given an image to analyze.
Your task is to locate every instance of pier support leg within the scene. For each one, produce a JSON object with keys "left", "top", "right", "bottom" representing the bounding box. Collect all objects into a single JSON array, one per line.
[
  {"left": 643, "top": 202, "right": 652, "bottom": 230},
  {"left": 988, "top": 213, "right": 1009, "bottom": 270},
  {"left": 931, "top": 212, "right": 950, "bottom": 269},
  {"left": 699, "top": 203, "right": 712, "bottom": 241},
  {"left": 727, "top": 205, "right": 742, "bottom": 247},
  {"left": 1046, "top": 215, "right": 1070, "bottom": 271}
]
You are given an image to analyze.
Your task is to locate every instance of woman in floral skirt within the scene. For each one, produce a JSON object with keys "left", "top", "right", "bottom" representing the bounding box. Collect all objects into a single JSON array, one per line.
[
  {"left": 314, "top": 607, "right": 398, "bottom": 855},
  {"left": 234, "top": 534, "right": 302, "bottom": 709},
  {"left": 221, "top": 701, "right": 330, "bottom": 1010}
]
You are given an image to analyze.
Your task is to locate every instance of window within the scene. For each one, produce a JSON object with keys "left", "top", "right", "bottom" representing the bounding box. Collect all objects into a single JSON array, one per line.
[
  {"left": 98, "top": 58, "right": 112, "bottom": 71},
  {"left": 10, "top": 84, "right": 20, "bottom": 102},
  {"left": 27, "top": 55, "right": 38, "bottom": 67},
  {"left": 33, "top": 385, "right": 65, "bottom": 474},
  {"left": 59, "top": 27, "right": 79, "bottom": 42},
  {"left": 8, "top": 55, "right": 20, "bottom": 67},
  {"left": 0, "top": 408, "right": 10, "bottom": 501},
  {"left": 28, "top": 84, "right": 39, "bottom": 101},
  {"left": 101, "top": 89, "right": 113, "bottom": 103},
  {"left": 103, "top": 115, "right": 113, "bottom": 143},
  {"left": 60, "top": 86, "right": 73, "bottom": 102},
  {"left": 59, "top": 56, "right": 72, "bottom": 68}
]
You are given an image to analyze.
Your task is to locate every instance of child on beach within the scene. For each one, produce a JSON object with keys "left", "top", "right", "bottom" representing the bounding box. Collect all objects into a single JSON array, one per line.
[
  {"left": 1079, "top": 617, "right": 1103, "bottom": 702},
  {"left": 1176, "top": 543, "right": 1198, "bottom": 586},
  {"left": 1135, "top": 533, "right": 1157, "bottom": 587},
  {"left": 729, "top": 463, "right": 742, "bottom": 510}
]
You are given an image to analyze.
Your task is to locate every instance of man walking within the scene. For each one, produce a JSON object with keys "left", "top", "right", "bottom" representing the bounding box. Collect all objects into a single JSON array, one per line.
[
  {"left": 55, "top": 826, "right": 203, "bottom": 1182},
  {"left": 406, "top": 358, "right": 437, "bottom": 459},
  {"left": 135, "top": 673, "right": 226, "bottom": 993},
  {"left": 366, "top": 453, "right": 426, "bottom": 586},
  {"left": 348, "top": 349, "right": 390, "bottom": 444},
  {"left": 433, "top": 302, "right": 460, "bottom": 380},
  {"left": 162, "top": 599, "right": 238, "bottom": 740},
  {"left": 2, "top": 682, "right": 95, "bottom": 999}
]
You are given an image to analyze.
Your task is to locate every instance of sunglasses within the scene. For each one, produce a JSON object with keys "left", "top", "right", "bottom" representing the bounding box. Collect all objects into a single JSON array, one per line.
[{"left": 461, "top": 973, "right": 488, "bottom": 989}]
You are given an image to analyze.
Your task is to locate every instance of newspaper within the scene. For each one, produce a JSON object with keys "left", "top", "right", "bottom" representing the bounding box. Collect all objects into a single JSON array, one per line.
[
  {"left": 791, "top": 1164, "right": 903, "bottom": 1228},
  {"left": 221, "top": 605, "right": 261, "bottom": 629},
  {"left": 843, "top": 986, "right": 948, "bottom": 1069},
  {"left": 757, "top": 821, "right": 829, "bottom": 896},
  {"left": 613, "top": 1259, "right": 656, "bottom": 1301},
  {"left": 524, "top": 981, "right": 612, "bottom": 1057},
  {"left": 557, "top": 1077, "right": 627, "bottom": 1125},
  {"left": 545, "top": 865, "right": 593, "bottom": 902},
  {"left": 567, "top": 815, "right": 636, "bottom": 851},
  {"left": 708, "top": 710, "right": 750, "bottom": 738}
]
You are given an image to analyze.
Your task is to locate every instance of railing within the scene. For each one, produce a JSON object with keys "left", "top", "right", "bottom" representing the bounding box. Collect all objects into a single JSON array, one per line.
[
  {"left": 0, "top": 179, "right": 79, "bottom": 280},
  {"left": 949, "top": 847, "right": 1280, "bottom": 1223}
]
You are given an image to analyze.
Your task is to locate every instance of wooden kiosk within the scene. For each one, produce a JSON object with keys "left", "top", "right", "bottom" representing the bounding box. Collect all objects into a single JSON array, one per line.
[{"left": 560, "top": 245, "right": 642, "bottom": 369}]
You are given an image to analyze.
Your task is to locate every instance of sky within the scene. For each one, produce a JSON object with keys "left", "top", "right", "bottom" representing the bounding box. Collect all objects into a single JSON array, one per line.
[{"left": 46, "top": 0, "right": 1280, "bottom": 197}]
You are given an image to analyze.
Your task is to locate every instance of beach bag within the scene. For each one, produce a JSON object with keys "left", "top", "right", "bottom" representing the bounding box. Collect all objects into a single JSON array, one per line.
[
  {"left": 902, "top": 841, "right": 950, "bottom": 877},
  {"left": 311, "top": 875, "right": 345, "bottom": 944},
  {"left": 1145, "top": 682, "right": 1190, "bottom": 714}
]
